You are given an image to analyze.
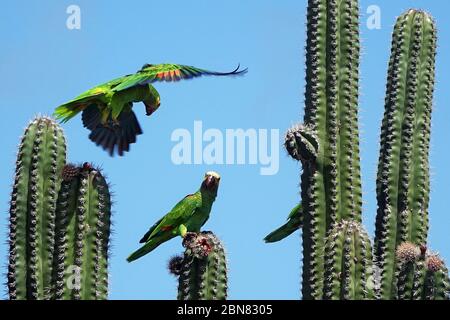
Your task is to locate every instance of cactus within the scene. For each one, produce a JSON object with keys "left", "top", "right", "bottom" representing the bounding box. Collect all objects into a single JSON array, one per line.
[
  {"left": 52, "top": 163, "right": 112, "bottom": 300},
  {"left": 396, "top": 242, "right": 449, "bottom": 300},
  {"left": 171, "top": 232, "right": 228, "bottom": 300},
  {"left": 324, "top": 220, "right": 375, "bottom": 300},
  {"left": 287, "top": 0, "right": 362, "bottom": 299},
  {"left": 374, "top": 10, "right": 437, "bottom": 299},
  {"left": 7, "top": 117, "right": 67, "bottom": 300}
]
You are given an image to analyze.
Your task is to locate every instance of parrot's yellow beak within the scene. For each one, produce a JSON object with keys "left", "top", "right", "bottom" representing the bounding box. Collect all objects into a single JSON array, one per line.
[{"left": 204, "top": 171, "right": 221, "bottom": 189}]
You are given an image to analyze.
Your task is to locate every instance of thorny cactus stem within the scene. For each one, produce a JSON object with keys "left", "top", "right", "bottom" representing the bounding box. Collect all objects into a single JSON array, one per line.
[
  {"left": 324, "top": 220, "right": 375, "bottom": 300},
  {"left": 291, "top": 0, "right": 362, "bottom": 299},
  {"left": 8, "top": 117, "right": 67, "bottom": 300},
  {"left": 175, "top": 232, "right": 228, "bottom": 300},
  {"left": 396, "top": 242, "right": 449, "bottom": 300},
  {"left": 374, "top": 10, "right": 437, "bottom": 299},
  {"left": 52, "top": 163, "right": 112, "bottom": 300}
]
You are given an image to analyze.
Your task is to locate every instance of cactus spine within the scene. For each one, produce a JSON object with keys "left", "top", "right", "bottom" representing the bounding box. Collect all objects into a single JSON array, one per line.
[
  {"left": 8, "top": 117, "right": 67, "bottom": 300},
  {"left": 324, "top": 220, "right": 375, "bottom": 300},
  {"left": 174, "top": 232, "right": 228, "bottom": 300},
  {"left": 53, "top": 163, "right": 112, "bottom": 300},
  {"left": 396, "top": 242, "right": 449, "bottom": 300},
  {"left": 374, "top": 10, "right": 437, "bottom": 299},
  {"left": 292, "top": 0, "right": 362, "bottom": 299}
]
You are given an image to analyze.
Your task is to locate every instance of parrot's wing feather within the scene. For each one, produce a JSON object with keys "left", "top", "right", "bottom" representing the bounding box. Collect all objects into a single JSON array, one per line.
[
  {"left": 84, "top": 105, "right": 143, "bottom": 156},
  {"left": 139, "top": 217, "right": 164, "bottom": 243},
  {"left": 54, "top": 75, "right": 129, "bottom": 123},
  {"left": 145, "top": 193, "right": 200, "bottom": 241},
  {"left": 54, "top": 92, "right": 105, "bottom": 123},
  {"left": 288, "top": 203, "right": 303, "bottom": 220},
  {"left": 264, "top": 203, "right": 303, "bottom": 243},
  {"left": 112, "top": 64, "right": 248, "bottom": 92}
]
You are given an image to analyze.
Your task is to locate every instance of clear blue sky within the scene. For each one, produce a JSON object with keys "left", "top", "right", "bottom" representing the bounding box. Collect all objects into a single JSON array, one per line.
[{"left": 1, "top": 0, "right": 449, "bottom": 300}]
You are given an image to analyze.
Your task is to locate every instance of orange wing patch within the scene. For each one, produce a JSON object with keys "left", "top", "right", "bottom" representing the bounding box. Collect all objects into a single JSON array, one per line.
[
  {"left": 161, "top": 226, "right": 174, "bottom": 231},
  {"left": 156, "top": 69, "right": 183, "bottom": 81}
]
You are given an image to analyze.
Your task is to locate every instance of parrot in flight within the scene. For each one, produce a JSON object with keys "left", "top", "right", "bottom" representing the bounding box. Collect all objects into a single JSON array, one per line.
[
  {"left": 127, "top": 171, "right": 221, "bottom": 262},
  {"left": 54, "top": 64, "right": 247, "bottom": 156},
  {"left": 264, "top": 203, "right": 303, "bottom": 243}
]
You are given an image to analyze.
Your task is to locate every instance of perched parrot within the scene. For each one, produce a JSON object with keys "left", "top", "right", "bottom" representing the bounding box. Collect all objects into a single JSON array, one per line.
[
  {"left": 127, "top": 171, "right": 221, "bottom": 262},
  {"left": 54, "top": 64, "right": 247, "bottom": 156},
  {"left": 264, "top": 203, "right": 303, "bottom": 243}
]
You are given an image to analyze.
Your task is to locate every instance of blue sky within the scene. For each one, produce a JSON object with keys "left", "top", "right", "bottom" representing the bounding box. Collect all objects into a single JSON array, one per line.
[{"left": 1, "top": 0, "right": 449, "bottom": 300}]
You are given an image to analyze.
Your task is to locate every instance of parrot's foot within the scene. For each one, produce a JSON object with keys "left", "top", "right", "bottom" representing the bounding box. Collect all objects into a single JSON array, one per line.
[{"left": 183, "top": 232, "right": 213, "bottom": 259}]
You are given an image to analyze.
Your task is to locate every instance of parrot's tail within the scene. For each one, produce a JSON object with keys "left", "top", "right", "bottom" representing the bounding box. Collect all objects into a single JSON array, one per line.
[
  {"left": 82, "top": 105, "right": 143, "bottom": 157},
  {"left": 127, "top": 238, "right": 163, "bottom": 263},
  {"left": 264, "top": 220, "right": 300, "bottom": 243}
]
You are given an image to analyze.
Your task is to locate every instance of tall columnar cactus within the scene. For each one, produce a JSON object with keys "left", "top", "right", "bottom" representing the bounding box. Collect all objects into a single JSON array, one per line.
[
  {"left": 374, "top": 10, "right": 437, "bottom": 299},
  {"left": 171, "top": 232, "right": 228, "bottom": 300},
  {"left": 52, "top": 163, "right": 112, "bottom": 300},
  {"left": 323, "top": 220, "right": 375, "bottom": 300},
  {"left": 288, "top": 0, "right": 362, "bottom": 299},
  {"left": 8, "top": 117, "right": 67, "bottom": 300},
  {"left": 396, "top": 242, "right": 449, "bottom": 300}
]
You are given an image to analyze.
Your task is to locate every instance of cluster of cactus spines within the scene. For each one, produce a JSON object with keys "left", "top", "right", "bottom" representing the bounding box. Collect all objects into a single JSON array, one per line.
[
  {"left": 291, "top": 0, "right": 362, "bottom": 299},
  {"left": 323, "top": 220, "right": 375, "bottom": 300},
  {"left": 174, "top": 232, "right": 228, "bottom": 300},
  {"left": 52, "top": 163, "right": 112, "bottom": 300},
  {"left": 284, "top": 124, "right": 318, "bottom": 166},
  {"left": 396, "top": 242, "right": 449, "bottom": 300},
  {"left": 8, "top": 117, "right": 67, "bottom": 300},
  {"left": 374, "top": 10, "right": 437, "bottom": 300}
]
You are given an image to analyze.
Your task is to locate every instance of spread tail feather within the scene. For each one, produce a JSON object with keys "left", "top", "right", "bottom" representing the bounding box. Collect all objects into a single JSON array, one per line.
[
  {"left": 127, "top": 238, "right": 163, "bottom": 263},
  {"left": 82, "top": 105, "right": 143, "bottom": 156},
  {"left": 264, "top": 220, "right": 301, "bottom": 243}
]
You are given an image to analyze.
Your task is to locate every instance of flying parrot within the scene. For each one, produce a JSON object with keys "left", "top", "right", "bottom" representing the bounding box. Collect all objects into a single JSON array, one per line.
[
  {"left": 264, "top": 203, "right": 303, "bottom": 243},
  {"left": 127, "top": 171, "right": 221, "bottom": 262},
  {"left": 54, "top": 64, "right": 247, "bottom": 156}
]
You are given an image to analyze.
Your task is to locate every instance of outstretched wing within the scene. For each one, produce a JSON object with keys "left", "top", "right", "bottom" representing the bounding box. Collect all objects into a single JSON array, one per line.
[
  {"left": 54, "top": 76, "right": 128, "bottom": 123},
  {"left": 139, "top": 193, "right": 200, "bottom": 243},
  {"left": 112, "top": 63, "right": 248, "bottom": 92}
]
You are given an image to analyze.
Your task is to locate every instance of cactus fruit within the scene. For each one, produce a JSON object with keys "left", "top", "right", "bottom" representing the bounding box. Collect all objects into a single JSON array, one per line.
[
  {"left": 7, "top": 117, "right": 67, "bottom": 300},
  {"left": 52, "top": 163, "right": 112, "bottom": 300},
  {"left": 289, "top": 0, "right": 362, "bottom": 299},
  {"left": 324, "top": 220, "right": 375, "bottom": 300},
  {"left": 175, "top": 232, "right": 228, "bottom": 300},
  {"left": 374, "top": 10, "right": 437, "bottom": 299},
  {"left": 396, "top": 243, "right": 449, "bottom": 300}
]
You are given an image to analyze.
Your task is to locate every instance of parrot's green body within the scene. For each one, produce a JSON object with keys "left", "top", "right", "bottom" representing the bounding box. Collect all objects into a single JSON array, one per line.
[
  {"left": 54, "top": 63, "right": 247, "bottom": 156},
  {"left": 264, "top": 203, "right": 303, "bottom": 243},
  {"left": 127, "top": 172, "right": 221, "bottom": 262}
]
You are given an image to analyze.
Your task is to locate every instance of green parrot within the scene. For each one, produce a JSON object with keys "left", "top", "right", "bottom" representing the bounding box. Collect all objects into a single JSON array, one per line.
[
  {"left": 127, "top": 171, "right": 221, "bottom": 262},
  {"left": 54, "top": 64, "right": 247, "bottom": 156},
  {"left": 264, "top": 203, "right": 303, "bottom": 243}
]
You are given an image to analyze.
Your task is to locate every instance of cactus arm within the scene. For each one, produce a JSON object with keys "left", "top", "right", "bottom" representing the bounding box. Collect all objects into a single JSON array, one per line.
[
  {"left": 8, "top": 118, "right": 66, "bottom": 300},
  {"left": 324, "top": 221, "right": 374, "bottom": 300},
  {"left": 374, "top": 10, "right": 437, "bottom": 299},
  {"left": 53, "top": 165, "right": 111, "bottom": 300},
  {"left": 177, "top": 232, "right": 228, "bottom": 300},
  {"left": 299, "top": 0, "right": 362, "bottom": 299}
]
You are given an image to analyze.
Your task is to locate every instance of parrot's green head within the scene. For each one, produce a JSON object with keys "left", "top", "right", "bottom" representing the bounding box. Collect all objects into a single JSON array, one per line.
[
  {"left": 145, "top": 85, "right": 161, "bottom": 116},
  {"left": 201, "top": 171, "right": 221, "bottom": 193}
]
